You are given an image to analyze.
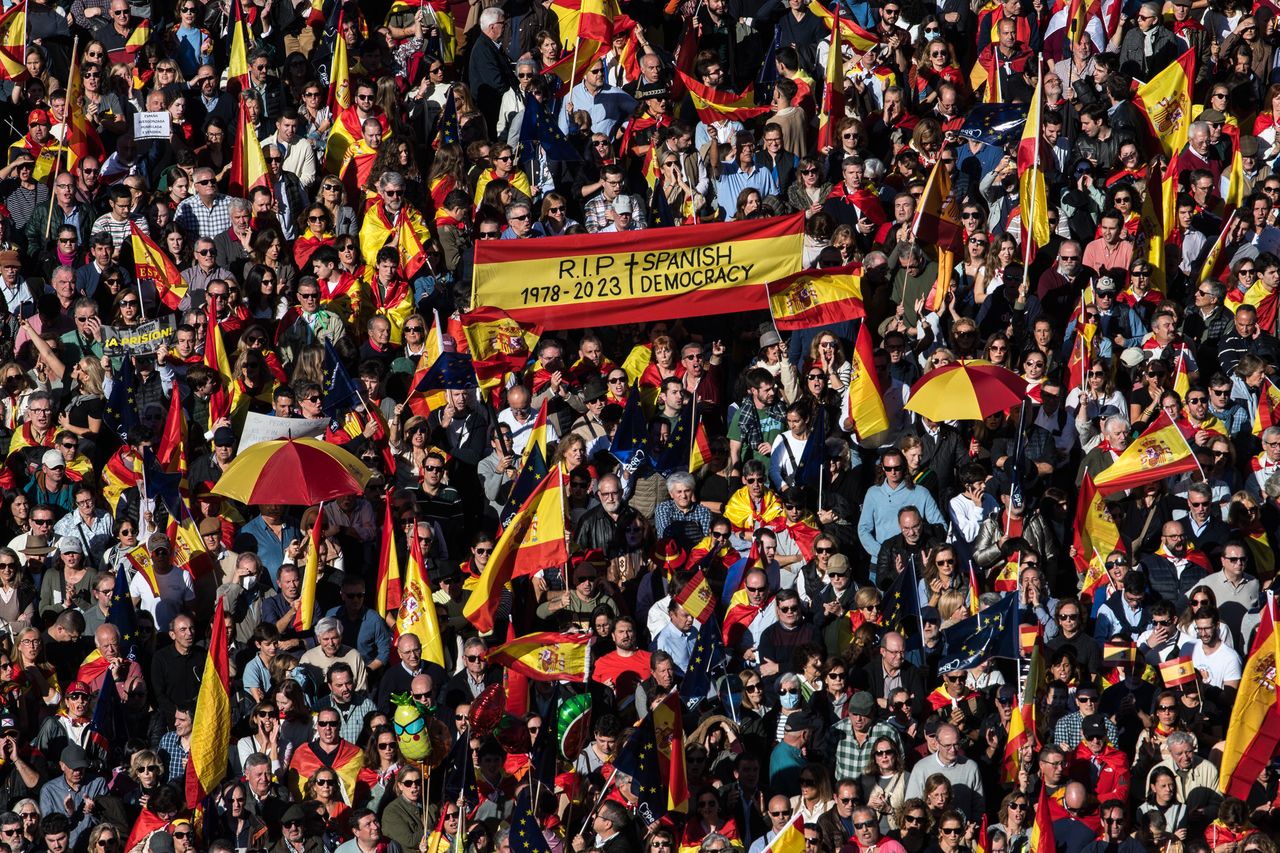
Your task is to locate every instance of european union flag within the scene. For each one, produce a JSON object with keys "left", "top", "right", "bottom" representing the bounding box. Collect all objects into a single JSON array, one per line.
[
  {"left": 794, "top": 408, "right": 826, "bottom": 490},
  {"left": 528, "top": 691, "right": 558, "bottom": 794},
  {"left": 938, "top": 592, "right": 1019, "bottom": 674},
  {"left": 313, "top": 0, "right": 344, "bottom": 87},
  {"left": 436, "top": 88, "right": 459, "bottom": 147},
  {"left": 609, "top": 384, "right": 650, "bottom": 474},
  {"left": 510, "top": 791, "right": 553, "bottom": 853},
  {"left": 758, "top": 28, "right": 780, "bottom": 87},
  {"left": 614, "top": 717, "right": 663, "bottom": 824},
  {"left": 108, "top": 563, "right": 137, "bottom": 662},
  {"left": 681, "top": 617, "right": 727, "bottom": 710},
  {"left": 141, "top": 447, "right": 181, "bottom": 514},
  {"left": 415, "top": 352, "right": 477, "bottom": 391},
  {"left": 881, "top": 559, "right": 921, "bottom": 638},
  {"left": 519, "top": 93, "right": 579, "bottom": 163},
  {"left": 499, "top": 444, "right": 548, "bottom": 530},
  {"left": 323, "top": 339, "right": 361, "bottom": 424},
  {"left": 654, "top": 402, "right": 696, "bottom": 475},
  {"left": 957, "top": 103, "right": 1028, "bottom": 148},
  {"left": 86, "top": 669, "right": 127, "bottom": 767},
  {"left": 103, "top": 355, "right": 138, "bottom": 441}
]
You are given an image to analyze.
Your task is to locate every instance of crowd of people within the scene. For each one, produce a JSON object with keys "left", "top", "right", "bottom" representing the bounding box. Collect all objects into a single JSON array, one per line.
[{"left": 0, "top": 0, "right": 1277, "bottom": 851}]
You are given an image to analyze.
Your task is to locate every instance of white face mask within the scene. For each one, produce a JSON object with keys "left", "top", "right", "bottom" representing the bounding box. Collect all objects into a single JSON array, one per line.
[
  {"left": 781, "top": 691, "right": 801, "bottom": 709},
  {"left": 924, "top": 30, "right": 941, "bottom": 40},
  {"left": 241, "top": 574, "right": 258, "bottom": 591}
]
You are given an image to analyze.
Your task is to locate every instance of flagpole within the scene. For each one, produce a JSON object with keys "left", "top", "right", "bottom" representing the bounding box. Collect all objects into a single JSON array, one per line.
[
  {"left": 575, "top": 766, "right": 619, "bottom": 838},
  {"left": 45, "top": 35, "right": 79, "bottom": 242},
  {"left": 1021, "top": 59, "right": 1042, "bottom": 293}
]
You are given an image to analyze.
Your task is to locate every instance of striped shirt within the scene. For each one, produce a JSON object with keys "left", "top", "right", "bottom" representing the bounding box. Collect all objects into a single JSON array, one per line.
[{"left": 90, "top": 212, "right": 147, "bottom": 250}]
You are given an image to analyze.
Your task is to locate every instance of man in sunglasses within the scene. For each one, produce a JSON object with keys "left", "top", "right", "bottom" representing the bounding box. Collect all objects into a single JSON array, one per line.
[
  {"left": 286, "top": 707, "right": 363, "bottom": 801},
  {"left": 857, "top": 449, "right": 944, "bottom": 565}
]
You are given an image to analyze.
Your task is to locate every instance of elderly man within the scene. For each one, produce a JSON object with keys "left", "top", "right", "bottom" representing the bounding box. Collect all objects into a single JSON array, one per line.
[
  {"left": 358, "top": 171, "right": 428, "bottom": 266},
  {"left": 905, "top": 723, "right": 985, "bottom": 821},
  {"left": 1118, "top": 2, "right": 1179, "bottom": 78},
  {"left": 1148, "top": 731, "right": 1219, "bottom": 802},
  {"left": 376, "top": 633, "right": 442, "bottom": 708},
  {"left": 211, "top": 199, "right": 254, "bottom": 273},
  {"left": 299, "top": 618, "right": 370, "bottom": 692},
  {"left": 468, "top": 8, "right": 518, "bottom": 131},
  {"left": 442, "top": 638, "right": 501, "bottom": 710},
  {"left": 500, "top": 202, "right": 537, "bottom": 239},
  {"left": 37, "top": 745, "right": 106, "bottom": 849},
  {"left": 654, "top": 472, "right": 712, "bottom": 550},
  {"left": 74, "top": 624, "right": 144, "bottom": 699},
  {"left": 576, "top": 474, "right": 639, "bottom": 556},
  {"left": 175, "top": 167, "right": 232, "bottom": 240}
]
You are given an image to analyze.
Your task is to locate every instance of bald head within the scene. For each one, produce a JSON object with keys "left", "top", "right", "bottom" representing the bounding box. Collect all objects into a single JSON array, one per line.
[{"left": 1063, "top": 782, "right": 1087, "bottom": 810}]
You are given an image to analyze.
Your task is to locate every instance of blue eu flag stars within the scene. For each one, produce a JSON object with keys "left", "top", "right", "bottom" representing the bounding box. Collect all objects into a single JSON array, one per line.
[
  {"left": 499, "top": 444, "right": 549, "bottom": 530},
  {"left": 323, "top": 339, "right": 361, "bottom": 423},
  {"left": 681, "top": 617, "right": 727, "bottom": 710},
  {"left": 108, "top": 563, "right": 138, "bottom": 662},
  {"left": 509, "top": 791, "right": 553, "bottom": 853},
  {"left": 609, "top": 384, "right": 650, "bottom": 473},
  {"left": 519, "top": 93, "right": 579, "bottom": 163},
  {"left": 103, "top": 355, "right": 138, "bottom": 440},
  {"left": 881, "top": 560, "right": 921, "bottom": 638},
  {"left": 436, "top": 88, "right": 459, "bottom": 147},
  {"left": 415, "top": 352, "right": 478, "bottom": 392},
  {"left": 938, "top": 593, "right": 1019, "bottom": 675},
  {"left": 957, "top": 103, "right": 1029, "bottom": 148},
  {"left": 614, "top": 721, "right": 663, "bottom": 824}
]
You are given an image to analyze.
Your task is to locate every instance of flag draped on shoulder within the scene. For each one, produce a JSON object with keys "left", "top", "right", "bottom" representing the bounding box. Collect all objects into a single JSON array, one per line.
[{"left": 184, "top": 596, "right": 230, "bottom": 808}]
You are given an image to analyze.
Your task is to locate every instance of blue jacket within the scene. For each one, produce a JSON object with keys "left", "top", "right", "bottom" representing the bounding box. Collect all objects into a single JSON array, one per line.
[
  {"left": 325, "top": 606, "right": 393, "bottom": 669},
  {"left": 238, "top": 515, "right": 301, "bottom": 585},
  {"left": 857, "top": 481, "right": 944, "bottom": 562}
]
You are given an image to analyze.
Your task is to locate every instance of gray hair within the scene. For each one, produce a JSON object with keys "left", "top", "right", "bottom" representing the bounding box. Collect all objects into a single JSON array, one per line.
[
  {"left": 666, "top": 472, "right": 696, "bottom": 494},
  {"left": 463, "top": 637, "right": 487, "bottom": 654},
  {"left": 243, "top": 752, "right": 272, "bottom": 772},
  {"left": 1186, "top": 482, "right": 1212, "bottom": 501},
  {"left": 228, "top": 197, "right": 251, "bottom": 216},
  {"left": 1165, "top": 731, "right": 1196, "bottom": 752},
  {"left": 1188, "top": 121, "right": 1209, "bottom": 140},
  {"left": 1202, "top": 280, "right": 1225, "bottom": 302},
  {"left": 1265, "top": 471, "right": 1280, "bottom": 500},
  {"left": 1103, "top": 415, "right": 1128, "bottom": 436},
  {"left": 778, "top": 672, "right": 800, "bottom": 689},
  {"left": 479, "top": 7, "right": 505, "bottom": 28},
  {"left": 864, "top": 158, "right": 885, "bottom": 180},
  {"left": 378, "top": 171, "right": 406, "bottom": 191},
  {"left": 505, "top": 202, "right": 531, "bottom": 219},
  {"left": 314, "top": 616, "right": 342, "bottom": 639},
  {"left": 515, "top": 58, "right": 538, "bottom": 74},
  {"left": 1140, "top": 1, "right": 1161, "bottom": 17},
  {"left": 51, "top": 265, "right": 75, "bottom": 282},
  {"left": 700, "top": 835, "right": 731, "bottom": 853}
]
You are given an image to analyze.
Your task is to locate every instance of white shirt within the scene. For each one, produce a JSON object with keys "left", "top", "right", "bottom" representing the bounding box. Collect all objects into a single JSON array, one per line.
[
  {"left": 129, "top": 566, "right": 194, "bottom": 631},
  {"left": 1189, "top": 641, "right": 1242, "bottom": 688}
]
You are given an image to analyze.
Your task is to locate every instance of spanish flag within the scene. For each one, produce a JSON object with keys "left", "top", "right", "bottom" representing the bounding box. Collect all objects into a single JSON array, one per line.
[
  {"left": 63, "top": 39, "right": 102, "bottom": 170},
  {"left": 1159, "top": 656, "right": 1196, "bottom": 687},
  {"left": 1252, "top": 376, "right": 1280, "bottom": 436},
  {"left": 1028, "top": 784, "right": 1056, "bottom": 853},
  {"left": 577, "top": 0, "right": 615, "bottom": 41},
  {"left": 674, "top": 571, "right": 715, "bottom": 625},
  {"left": 184, "top": 596, "right": 230, "bottom": 808},
  {"left": 124, "top": 545, "right": 161, "bottom": 596},
  {"left": 228, "top": 98, "right": 269, "bottom": 200},
  {"left": 119, "top": 18, "right": 150, "bottom": 62},
  {"left": 1172, "top": 347, "right": 1190, "bottom": 399},
  {"left": 298, "top": 507, "right": 323, "bottom": 632},
  {"left": 913, "top": 158, "right": 963, "bottom": 311},
  {"left": 652, "top": 692, "right": 690, "bottom": 815},
  {"left": 1092, "top": 412, "right": 1199, "bottom": 495},
  {"left": 226, "top": 0, "right": 252, "bottom": 92},
  {"left": 675, "top": 70, "right": 771, "bottom": 125},
  {"left": 328, "top": 11, "right": 351, "bottom": 114},
  {"left": 1202, "top": 212, "right": 1239, "bottom": 289},
  {"left": 1220, "top": 599, "right": 1280, "bottom": 798},
  {"left": 397, "top": 213, "right": 429, "bottom": 280},
  {"left": 1102, "top": 642, "right": 1137, "bottom": 665},
  {"left": 203, "top": 295, "right": 235, "bottom": 427},
  {"left": 1017, "top": 63, "right": 1050, "bottom": 261},
  {"left": 1225, "top": 128, "right": 1245, "bottom": 211},
  {"left": 845, "top": 320, "right": 888, "bottom": 440},
  {"left": 816, "top": 0, "right": 845, "bottom": 152},
  {"left": 155, "top": 384, "right": 187, "bottom": 479},
  {"left": 544, "top": 39, "right": 606, "bottom": 95},
  {"left": 0, "top": 2, "right": 26, "bottom": 81},
  {"left": 489, "top": 631, "right": 589, "bottom": 681},
  {"left": 1135, "top": 48, "right": 1195, "bottom": 161},
  {"left": 131, "top": 223, "right": 186, "bottom": 311},
  {"left": 464, "top": 466, "right": 569, "bottom": 632},
  {"left": 1071, "top": 475, "right": 1122, "bottom": 576},
  {"left": 1140, "top": 163, "right": 1168, "bottom": 293},
  {"left": 170, "top": 500, "right": 214, "bottom": 580},
  {"left": 375, "top": 496, "right": 401, "bottom": 615},
  {"left": 1018, "top": 623, "right": 1043, "bottom": 657},
  {"left": 396, "top": 520, "right": 447, "bottom": 668},
  {"left": 809, "top": 0, "right": 879, "bottom": 51},
  {"left": 690, "top": 418, "right": 712, "bottom": 474},
  {"left": 966, "top": 564, "right": 982, "bottom": 614},
  {"left": 767, "top": 265, "right": 865, "bottom": 330},
  {"left": 460, "top": 306, "right": 541, "bottom": 386}
]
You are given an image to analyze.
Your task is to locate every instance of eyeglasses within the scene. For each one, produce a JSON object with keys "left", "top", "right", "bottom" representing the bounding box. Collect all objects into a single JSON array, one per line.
[
  {"left": 1058, "top": 613, "right": 1079, "bottom": 621},
  {"left": 316, "top": 720, "right": 338, "bottom": 728},
  {"left": 853, "top": 821, "right": 876, "bottom": 830},
  {"left": 314, "top": 778, "right": 336, "bottom": 786}
]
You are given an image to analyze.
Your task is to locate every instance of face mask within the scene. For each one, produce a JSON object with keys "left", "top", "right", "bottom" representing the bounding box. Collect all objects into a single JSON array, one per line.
[
  {"left": 781, "top": 691, "right": 800, "bottom": 709},
  {"left": 924, "top": 30, "right": 940, "bottom": 40},
  {"left": 240, "top": 574, "right": 258, "bottom": 591}
]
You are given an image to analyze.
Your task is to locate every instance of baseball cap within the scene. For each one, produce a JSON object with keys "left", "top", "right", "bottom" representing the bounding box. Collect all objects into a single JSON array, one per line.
[
  {"left": 27, "top": 109, "right": 50, "bottom": 127},
  {"left": 41, "top": 449, "right": 64, "bottom": 469},
  {"left": 612, "top": 196, "right": 633, "bottom": 214},
  {"left": 212, "top": 426, "right": 236, "bottom": 447},
  {"left": 60, "top": 744, "right": 89, "bottom": 769},
  {"left": 59, "top": 537, "right": 83, "bottom": 554},
  {"left": 146, "top": 533, "right": 171, "bottom": 553},
  {"left": 66, "top": 680, "right": 91, "bottom": 697},
  {"left": 1081, "top": 715, "right": 1107, "bottom": 741}
]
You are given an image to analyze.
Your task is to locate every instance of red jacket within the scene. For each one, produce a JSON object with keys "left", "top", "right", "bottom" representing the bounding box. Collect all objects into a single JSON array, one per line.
[{"left": 1070, "top": 742, "right": 1130, "bottom": 803}]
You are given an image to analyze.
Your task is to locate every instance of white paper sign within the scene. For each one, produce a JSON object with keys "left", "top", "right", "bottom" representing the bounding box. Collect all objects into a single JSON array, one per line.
[
  {"left": 132, "top": 111, "right": 172, "bottom": 141},
  {"left": 237, "top": 412, "right": 328, "bottom": 453}
]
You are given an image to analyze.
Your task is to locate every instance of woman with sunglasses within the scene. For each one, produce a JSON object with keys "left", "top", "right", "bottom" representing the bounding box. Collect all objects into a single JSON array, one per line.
[
  {"left": 888, "top": 799, "right": 929, "bottom": 851},
  {"left": 858, "top": 736, "right": 906, "bottom": 833},
  {"left": 294, "top": 204, "right": 335, "bottom": 269},
  {"left": 358, "top": 724, "right": 404, "bottom": 807},
  {"left": 679, "top": 787, "right": 743, "bottom": 853},
  {"left": 537, "top": 191, "right": 578, "bottom": 236},
  {"left": 987, "top": 792, "right": 1031, "bottom": 850},
  {"left": 124, "top": 749, "right": 167, "bottom": 819},
  {"left": 1066, "top": 356, "right": 1125, "bottom": 422},
  {"left": 917, "top": 545, "right": 964, "bottom": 608},
  {"left": 306, "top": 769, "right": 351, "bottom": 844},
  {"left": 194, "top": 116, "right": 231, "bottom": 179},
  {"left": 950, "top": 229, "right": 989, "bottom": 316},
  {"left": 79, "top": 62, "right": 126, "bottom": 137},
  {"left": 317, "top": 178, "right": 358, "bottom": 236},
  {"left": 380, "top": 765, "right": 426, "bottom": 850},
  {"left": 235, "top": 700, "right": 282, "bottom": 774}
]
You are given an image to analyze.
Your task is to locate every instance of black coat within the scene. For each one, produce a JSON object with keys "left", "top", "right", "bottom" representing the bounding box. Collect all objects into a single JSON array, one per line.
[{"left": 468, "top": 35, "right": 518, "bottom": 132}]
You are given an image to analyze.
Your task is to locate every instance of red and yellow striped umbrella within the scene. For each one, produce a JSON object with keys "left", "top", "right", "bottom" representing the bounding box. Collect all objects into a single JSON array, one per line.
[
  {"left": 905, "top": 359, "right": 1028, "bottom": 421},
  {"left": 211, "top": 438, "right": 373, "bottom": 505}
]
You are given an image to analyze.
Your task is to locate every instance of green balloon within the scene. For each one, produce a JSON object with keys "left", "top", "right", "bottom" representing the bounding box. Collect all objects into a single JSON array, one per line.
[{"left": 557, "top": 693, "right": 593, "bottom": 760}]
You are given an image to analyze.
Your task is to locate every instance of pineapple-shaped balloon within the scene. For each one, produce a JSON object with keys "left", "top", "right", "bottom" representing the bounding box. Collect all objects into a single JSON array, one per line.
[{"left": 391, "top": 694, "right": 431, "bottom": 762}]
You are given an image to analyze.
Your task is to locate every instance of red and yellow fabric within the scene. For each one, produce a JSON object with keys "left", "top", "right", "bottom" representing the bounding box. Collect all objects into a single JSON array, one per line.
[
  {"left": 101, "top": 448, "right": 142, "bottom": 511},
  {"left": 723, "top": 488, "right": 784, "bottom": 536},
  {"left": 674, "top": 571, "right": 715, "bottom": 625},
  {"left": 544, "top": 38, "right": 607, "bottom": 95},
  {"left": 1017, "top": 68, "right": 1050, "bottom": 261},
  {"left": 816, "top": 1, "right": 845, "bottom": 152},
  {"left": 1159, "top": 656, "right": 1196, "bottom": 687},
  {"left": 294, "top": 228, "right": 334, "bottom": 269},
  {"left": 652, "top": 692, "right": 690, "bottom": 814},
  {"left": 226, "top": 0, "right": 251, "bottom": 91},
  {"left": 1227, "top": 273, "right": 1278, "bottom": 332},
  {"left": 690, "top": 420, "right": 712, "bottom": 473},
  {"left": 1135, "top": 49, "right": 1195, "bottom": 161},
  {"left": 1028, "top": 782, "right": 1056, "bottom": 853},
  {"left": 297, "top": 508, "right": 322, "bottom": 632},
  {"left": 0, "top": 2, "right": 27, "bottom": 82},
  {"left": 464, "top": 466, "right": 569, "bottom": 632},
  {"left": 396, "top": 522, "right": 447, "bottom": 667},
  {"left": 6, "top": 422, "right": 53, "bottom": 463},
  {"left": 63, "top": 43, "right": 103, "bottom": 170},
  {"left": 1092, "top": 412, "right": 1198, "bottom": 494},
  {"left": 473, "top": 167, "right": 534, "bottom": 207},
  {"left": 460, "top": 306, "right": 541, "bottom": 396},
  {"left": 809, "top": 1, "right": 879, "bottom": 50},
  {"left": 375, "top": 497, "right": 401, "bottom": 615},
  {"left": 287, "top": 741, "right": 364, "bottom": 802},
  {"left": 471, "top": 214, "right": 804, "bottom": 330},
  {"left": 1252, "top": 377, "right": 1280, "bottom": 436},
  {"left": 1071, "top": 475, "right": 1122, "bottom": 577},
  {"left": 675, "top": 70, "right": 771, "bottom": 125},
  {"left": 324, "top": 106, "right": 390, "bottom": 177},
  {"left": 339, "top": 138, "right": 379, "bottom": 202},
  {"left": 1220, "top": 600, "right": 1280, "bottom": 798},
  {"left": 328, "top": 11, "right": 351, "bottom": 114},
  {"left": 131, "top": 223, "right": 186, "bottom": 310},
  {"left": 767, "top": 264, "right": 865, "bottom": 330},
  {"left": 846, "top": 320, "right": 888, "bottom": 439},
  {"left": 184, "top": 596, "right": 230, "bottom": 808},
  {"left": 359, "top": 200, "right": 430, "bottom": 275},
  {"left": 397, "top": 217, "right": 429, "bottom": 281},
  {"left": 489, "top": 631, "right": 589, "bottom": 681},
  {"left": 364, "top": 275, "right": 414, "bottom": 344},
  {"left": 228, "top": 99, "right": 269, "bottom": 199}
]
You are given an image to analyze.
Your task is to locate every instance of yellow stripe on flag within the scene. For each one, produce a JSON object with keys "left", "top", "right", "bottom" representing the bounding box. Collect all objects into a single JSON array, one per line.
[{"left": 299, "top": 507, "right": 323, "bottom": 632}]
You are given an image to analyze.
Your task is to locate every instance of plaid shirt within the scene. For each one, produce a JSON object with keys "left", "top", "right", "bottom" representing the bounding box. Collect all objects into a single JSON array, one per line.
[
  {"left": 1051, "top": 710, "right": 1118, "bottom": 750},
  {"left": 833, "top": 718, "right": 903, "bottom": 782},
  {"left": 175, "top": 194, "right": 233, "bottom": 241},
  {"left": 158, "top": 730, "right": 189, "bottom": 787},
  {"left": 654, "top": 500, "right": 712, "bottom": 550}
]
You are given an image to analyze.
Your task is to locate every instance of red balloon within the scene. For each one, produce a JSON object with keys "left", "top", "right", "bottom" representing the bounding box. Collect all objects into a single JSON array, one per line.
[
  {"left": 468, "top": 683, "right": 506, "bottom": 736},
  {"left": 493, "top": 715, "right": 532, "bottom": 754}
]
